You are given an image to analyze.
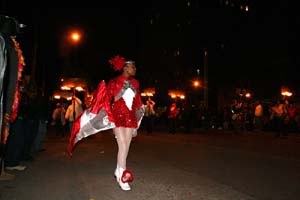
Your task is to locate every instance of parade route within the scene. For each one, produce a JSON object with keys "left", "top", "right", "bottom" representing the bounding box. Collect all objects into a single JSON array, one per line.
[{"left": 1, "top": 129, "right": 299, "bottom": 200}]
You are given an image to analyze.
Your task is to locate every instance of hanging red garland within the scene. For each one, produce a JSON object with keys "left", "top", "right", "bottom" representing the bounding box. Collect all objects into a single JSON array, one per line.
[
  {"left": 109, "top": 55, "right": 125, "bottom": 71},
  {"left": 9, "top": 37, "right": 25, "bottom": 123}
]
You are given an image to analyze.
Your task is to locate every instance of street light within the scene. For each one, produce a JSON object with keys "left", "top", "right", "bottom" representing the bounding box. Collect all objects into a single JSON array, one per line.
[
  {"left": 70, "top": 32, "right": 81, "bottom": 43},
  {"left": 68, "top": 30, "right": 82, "bottom": 45},
  {"left": 63, "top": 29, "right": 83, "bottom": 74},
  {"left": 193, "top": 80, "right": 201, "bottom": 88}
]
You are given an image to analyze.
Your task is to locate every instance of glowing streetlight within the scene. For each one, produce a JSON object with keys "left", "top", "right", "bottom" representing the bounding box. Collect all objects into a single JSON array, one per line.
[
  {"left": 69, "top": 30, "right": 82, "bottom": 45},
  {"left": 193, "top": 80, "right": 201, "bottom": 88},
  {"left": 71, "top": 32, "right": 80, "bottom": 42},
  {"left": 62, "top": 29, "right": 84, "bottom": 70}
]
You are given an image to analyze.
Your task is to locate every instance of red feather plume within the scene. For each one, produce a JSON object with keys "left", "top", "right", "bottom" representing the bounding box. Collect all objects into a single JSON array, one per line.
[{"left": 109, "top": 55, "right": 125, "bottom": 71}]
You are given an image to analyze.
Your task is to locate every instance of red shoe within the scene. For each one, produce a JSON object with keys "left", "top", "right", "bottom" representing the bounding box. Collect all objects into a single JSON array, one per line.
[
  {"left": 121, "top": 169, "right": 134, "bottom": 183},
  {"left": 118, "top": 168, "right": 132, "bottom": 191}
]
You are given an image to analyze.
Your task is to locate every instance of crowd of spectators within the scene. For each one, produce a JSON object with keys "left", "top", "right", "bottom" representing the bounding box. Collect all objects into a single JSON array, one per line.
[{"left": 148, "top": 98, "right": 300, "bottom": 135}]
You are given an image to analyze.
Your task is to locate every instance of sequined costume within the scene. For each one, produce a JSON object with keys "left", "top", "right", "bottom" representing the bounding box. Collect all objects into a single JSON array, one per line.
[{"left": 106, "top": 75, "right": 143, "bottom": 128}]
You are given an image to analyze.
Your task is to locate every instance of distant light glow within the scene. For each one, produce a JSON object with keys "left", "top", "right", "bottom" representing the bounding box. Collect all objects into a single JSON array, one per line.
[
  {"left": 168, "top": 90, "right": 185, "bottom": 100},
  {"left": 281, "top": 87, "right": 293, "bottom": 97},
  {"left": 71, "top": 32, "right": 80, "bottom": 42},
  {"left": 75, "top": 86, "right": 84, "bottom": 91},
  {"left": 68, "top": 30, "right": 82, "bottom": 45},
  {"left": 193, "top": 80, "right": 200, "bottom": 87},
  {"left": 245, "top": 5, "right": 249, "bottom": 12},
  {"left": 142, "top": 88, "right": 155, "bottom": 97},
  {"left": 245, "top": 93, "right": 251, "bottom": 98},
  {"left": 61, "top": 86, "right": 71, "bottom": 90},
  {"left": 281, "top": 91, "right": 293, "bottom": 97}
]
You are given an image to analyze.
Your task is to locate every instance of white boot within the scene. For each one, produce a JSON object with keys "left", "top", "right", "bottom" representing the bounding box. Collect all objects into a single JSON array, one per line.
[
  {"left": 118, "top": 167, "right": 131, "bottom": 191},
  {"left": 114, "top": 166, "right": 119, "bottom": 180}
]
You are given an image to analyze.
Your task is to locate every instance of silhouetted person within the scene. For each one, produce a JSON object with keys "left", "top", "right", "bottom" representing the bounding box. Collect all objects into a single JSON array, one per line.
[
  {"left": 52, "top": 103, "right": 66, "bottom": 136},
  {"left": 168, "top": 102, "right": 179, "bottom": 133},
  {"left": 144, "top": 97, "right": 155, "bottom": 134}
]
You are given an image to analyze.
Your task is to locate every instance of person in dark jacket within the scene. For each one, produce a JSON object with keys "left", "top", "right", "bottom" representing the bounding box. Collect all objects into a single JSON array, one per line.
[{"left": 0, "top": 15, "right": 25, "bottom": 178}]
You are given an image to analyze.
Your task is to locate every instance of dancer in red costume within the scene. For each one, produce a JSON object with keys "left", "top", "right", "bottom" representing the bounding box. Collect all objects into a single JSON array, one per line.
[{"left": 68, "top": 55, "right": 144, "bottom": 191}]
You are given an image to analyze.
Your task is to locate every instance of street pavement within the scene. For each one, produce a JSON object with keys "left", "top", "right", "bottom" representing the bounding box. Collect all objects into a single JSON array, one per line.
[{"left": 0, "top": 127, "right": 300, "bottom": 200}]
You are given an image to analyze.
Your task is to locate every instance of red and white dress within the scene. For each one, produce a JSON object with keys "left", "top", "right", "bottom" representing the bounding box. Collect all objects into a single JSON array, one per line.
[
  {"left": 106, "top": 75, "right": 143, "bottom": 128},
  {"left": 68, "top": 75, "right": 144, "bottom": 156}
]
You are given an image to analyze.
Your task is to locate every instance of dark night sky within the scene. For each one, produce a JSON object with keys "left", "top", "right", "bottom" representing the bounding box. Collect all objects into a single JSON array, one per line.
[{"left": 1, "top": 0, "right": 294, "bottom": 104}]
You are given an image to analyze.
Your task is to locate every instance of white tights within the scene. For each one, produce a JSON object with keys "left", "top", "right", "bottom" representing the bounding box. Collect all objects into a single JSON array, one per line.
[{"left": 114, "top": 127, "right": 134, "bottom": 169}]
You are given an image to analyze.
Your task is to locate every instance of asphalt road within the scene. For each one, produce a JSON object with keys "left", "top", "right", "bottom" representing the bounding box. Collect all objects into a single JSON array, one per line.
[{"left": 1, "top": 128, "right": 300, "bottom": 200}]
